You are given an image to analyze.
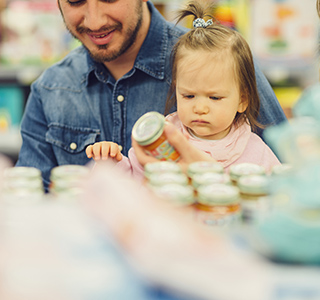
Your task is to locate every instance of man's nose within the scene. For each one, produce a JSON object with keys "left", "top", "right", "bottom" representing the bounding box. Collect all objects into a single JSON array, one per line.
[{"left": 83, "top": 2, "right": 109, "bottom": 31}]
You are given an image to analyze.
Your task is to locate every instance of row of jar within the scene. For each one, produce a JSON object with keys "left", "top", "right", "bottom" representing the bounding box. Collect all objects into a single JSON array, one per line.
[
  {"left": 1, "top": 164, "right": 90, "bottom": 203},
  {"left": 144, "top": 161, "right": 292, "bottom": 228}
]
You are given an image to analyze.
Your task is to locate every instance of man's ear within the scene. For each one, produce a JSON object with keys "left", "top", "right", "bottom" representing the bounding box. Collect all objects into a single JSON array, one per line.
[{"left": 238, "top": 94, "right": 248, "bottom": 113}]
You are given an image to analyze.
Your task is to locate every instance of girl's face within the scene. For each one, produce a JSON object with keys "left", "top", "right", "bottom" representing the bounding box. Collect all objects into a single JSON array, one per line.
[
  {"left": 176, "top": 49, "right": 247, "bottom": 140},
  {"left": 58, "top": 0, "right": 148, "bottom": 63}
]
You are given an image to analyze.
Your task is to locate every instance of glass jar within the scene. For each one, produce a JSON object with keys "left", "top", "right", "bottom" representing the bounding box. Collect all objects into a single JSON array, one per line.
[
  {"left": 144, "top": 161, "right": 182, "bottom": 181},
  {"left": 187, "top": 161, "right": 224, "bottom": 180},
  {"left": 271, "top": 164, "right": 293, "bottom": 176},
  {"left": 132, "top": 111, "right": 180, "bottom": 161},
  {"left": 229, "top": 163, "right": 266, "bottom": 186},
  {"left": 194, "top": 184, "right": 241, "bottom": 227},
  {"left": 151, "top": 183, "right": 195, "bottom": 207},
  {"left": 49, "top": 165, "right": 90, "bottom": 200},
  {"left": 148, "top": 172, "right": 188, "bottom": 187},
  {"left": 192, "top": 172, "right": 231, "bottom": 191},
  {"left": 238, "top": 175, "right": 271, "bottom": 225},
  {"left": 2, "top": 167, "right": 44, "bottom": 204}
]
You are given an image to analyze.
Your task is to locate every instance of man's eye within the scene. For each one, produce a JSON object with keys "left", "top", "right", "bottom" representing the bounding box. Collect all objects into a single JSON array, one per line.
[
  {"left": 67, "top": 0, "right": 85, "bottom": 6},
  {"left": 67, "top": 0, "right": 117, "bottom": 5}
]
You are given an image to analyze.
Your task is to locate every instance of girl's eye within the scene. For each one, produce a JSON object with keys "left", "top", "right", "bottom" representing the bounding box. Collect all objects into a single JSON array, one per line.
[
  {"left": 183, "top": 95, "right": 194, "bottom": 99},
  {"left": 210, "top": 96, "right": 222, "bottom": 101}
]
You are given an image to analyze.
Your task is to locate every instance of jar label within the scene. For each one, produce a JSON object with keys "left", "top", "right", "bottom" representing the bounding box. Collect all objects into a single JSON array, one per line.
[
  {"left": 194, "top": 210, "right": 241, "bottom": 227},
  {"left": 145, "top": 140, "right": 180, "bottom": 161}
]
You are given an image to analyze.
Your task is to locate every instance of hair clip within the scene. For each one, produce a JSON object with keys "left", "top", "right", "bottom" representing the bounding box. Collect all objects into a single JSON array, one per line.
[{"left": 193, "top": 18, "right": 213, "bottom": 29}]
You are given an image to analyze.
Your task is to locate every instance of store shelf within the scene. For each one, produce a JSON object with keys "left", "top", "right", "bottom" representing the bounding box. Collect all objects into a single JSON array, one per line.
[{"left": 0, "top": 127, "right": 21, "bottom": 161}]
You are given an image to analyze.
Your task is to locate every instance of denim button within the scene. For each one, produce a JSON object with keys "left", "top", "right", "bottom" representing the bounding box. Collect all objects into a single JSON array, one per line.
[
  {"left": 70, "top": 142, "right": 77, "bottom": 150},
  {"left": 117, "top": 95, "right": 124, "bottom": 102}
]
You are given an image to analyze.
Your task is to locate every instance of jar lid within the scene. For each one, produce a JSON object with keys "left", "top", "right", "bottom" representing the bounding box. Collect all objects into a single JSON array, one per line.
[
  {"left": 132, "top": 111, "right": 165, "bottom": 146},
  {"left": 144, "top": 161, "right": 182, "bottom": 177},
  {"left": 148, "top": 172, "right": 188, "bottom": 187},
  {"left": 4, "top": 166, "right": 41, "bottom": 180},
  {"left": 197, "top": 184, "right": 240, "bottom": 206},
  {"left": 187, "top": 161, "right": 224, "bottom": 178},
  {"left": 229, "top": 163, "right": 266, "bottom": 182},
  {"left": 4, "top": 178, "right": 43, "bottom": 190},
  {"left": 238, "top": 175, "right": 269, "bottom": 195},
  {"left": 50, "top": 164, "right": 89, "bottom": 181},
  {"left": 192, "top": 172, "right": 231, "bottom": 189},
  {"left": 271, "top": 164, "right": 293, "bottom": 176},
  {"left": 151, "top": 184, "right": 194, "bottom": 206}
]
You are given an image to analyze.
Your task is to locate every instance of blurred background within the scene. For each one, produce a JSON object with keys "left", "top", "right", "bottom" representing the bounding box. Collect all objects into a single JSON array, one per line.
[{"left": 0, "top": 0, "right": 319, "bottom": 163}]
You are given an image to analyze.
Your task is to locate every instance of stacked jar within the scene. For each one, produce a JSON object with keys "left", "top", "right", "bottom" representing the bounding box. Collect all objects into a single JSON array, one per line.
[
  {"left": 144, "top": 161, "right": 195, "bottom": 209},
  {"left": 186, "top": 161, "right": 240, "bottom": 227},
  {"left": 2, "top": 167, "right": 44, "bottom": 204},
  {"left": 237, "top": 174, "right": 271, "bottom": 225},
  {"left": 49, "top": 165, "right": 90, "bottom": 201},
  {"left": 194, "top": 184, "right": 241, "bottom": 227},
  {"left": 229, "top": 163, "right": 266, "bottom": 186}
]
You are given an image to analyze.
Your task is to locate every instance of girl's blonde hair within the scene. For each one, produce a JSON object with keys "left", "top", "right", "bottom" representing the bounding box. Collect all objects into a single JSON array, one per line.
[
  {"left": 165, "top": 0, "right": 262, "bottom": 131},
  {"left": 317, "top": 0, "right": 320, "bottom": 17}
]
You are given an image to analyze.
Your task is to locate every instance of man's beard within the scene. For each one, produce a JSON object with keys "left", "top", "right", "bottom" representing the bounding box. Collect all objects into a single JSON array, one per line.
[{"left": 60, "top": 1, "right": 143, "bottom": 63}]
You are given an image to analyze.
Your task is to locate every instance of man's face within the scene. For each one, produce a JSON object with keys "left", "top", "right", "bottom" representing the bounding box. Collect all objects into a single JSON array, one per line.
[{"left": 58, "top": 0, "right": 145, "bottom": 62}]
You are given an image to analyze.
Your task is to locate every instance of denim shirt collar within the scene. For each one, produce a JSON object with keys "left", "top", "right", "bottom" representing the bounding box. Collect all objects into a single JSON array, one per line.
[{"left": 84, "top": 1, "right": 168, "bottom": 85}]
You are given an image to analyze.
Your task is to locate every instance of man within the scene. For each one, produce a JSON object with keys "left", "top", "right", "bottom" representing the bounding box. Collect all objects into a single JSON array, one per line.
[{"left": 16, "top": 0, "right": 286, "bottom": 190}]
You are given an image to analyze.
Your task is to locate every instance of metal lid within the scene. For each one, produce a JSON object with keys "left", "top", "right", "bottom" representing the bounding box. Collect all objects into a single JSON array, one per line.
[
  {"left": 4, "top": 166, "right": 41, "bottom": 180},
  {"left": 229, "top": 163, "right": 266, "bottom": 182},
  {"left": 197, "top": 184, "right": 240, "bottom": 206},
  {"left": 151, "top": 184, "right": 194, "bottom": 206},
  {"left": 132, "top": 111, "right": 165, "bottom": 146},
  {"left": 144, "top": 161, "right": 182, "bottom": 177},
  {"left": 271, "top": 164, "right": 293, "bottom": 176},
  {"left": 50, "top": 164, "right": 89, "bottom": 181},
  {"left": 187, "top": 161, "right": 224, "bottom": 178},
  {"left": 192, "top": 172, "right": 231, "bottom": 189},
  {"left": 238, "top": 175, "right": 269, "bottom": 195},
  {"left": 148, "top": 172, "right": 188, "bottom": 187}
]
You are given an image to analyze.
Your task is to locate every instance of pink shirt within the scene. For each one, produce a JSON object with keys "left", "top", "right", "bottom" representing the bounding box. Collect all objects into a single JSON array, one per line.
[{"left": 117, "top": 112, "right": 281, "bottom": 182}]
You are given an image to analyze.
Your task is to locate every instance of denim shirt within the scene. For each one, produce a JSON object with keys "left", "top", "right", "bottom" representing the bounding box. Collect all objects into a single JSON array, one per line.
[{"left": 16, "top": 2, "right": 286, "bottom": 190}]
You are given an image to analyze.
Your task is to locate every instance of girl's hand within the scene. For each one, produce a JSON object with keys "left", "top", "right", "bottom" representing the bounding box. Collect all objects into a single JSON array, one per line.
[
  {"left": 86, "top": 142, "right": 123, "bottom": 161},
  {"left": 132, "top": 122, "right": 216, "bottom": 172}
]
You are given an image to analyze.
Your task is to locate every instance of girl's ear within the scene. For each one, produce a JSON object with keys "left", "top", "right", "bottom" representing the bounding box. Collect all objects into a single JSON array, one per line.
[{"left": 238, "top": 93, "right": 248, "bottom": 113}]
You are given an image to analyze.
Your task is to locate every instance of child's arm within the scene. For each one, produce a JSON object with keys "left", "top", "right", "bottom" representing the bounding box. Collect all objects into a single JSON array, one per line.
[{"left": 86, "top": 142, "right": 123, "bottom": 161}]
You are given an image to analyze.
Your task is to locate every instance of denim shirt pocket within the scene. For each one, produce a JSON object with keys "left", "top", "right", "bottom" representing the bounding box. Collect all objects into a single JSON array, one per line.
[{"left": 46, "top": 124, "right": 100, "bottom": 154}]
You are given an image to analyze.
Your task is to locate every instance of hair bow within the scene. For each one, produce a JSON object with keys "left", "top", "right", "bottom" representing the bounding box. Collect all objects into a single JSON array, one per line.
[{"left": 193, "top": 18, "right": 213, "bottom": 28}]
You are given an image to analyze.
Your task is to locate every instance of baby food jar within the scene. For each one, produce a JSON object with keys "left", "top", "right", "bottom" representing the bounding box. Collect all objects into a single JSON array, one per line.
[
  {"left": 229, "top": 163, "right": 266, "bottom": 186},
  {"left": 271, "top": 164, "right": 293, "bottom": 176},
  {"left": 237, "top": 175, "right": 271, "bottom": 225},
  {"left": 144, "top": 161, "right": 182, "bottom": 183},
  {"left": 148, "top": 172, "right": 189, "bottom": 187},
  {"left": 2, "top": 167, "right": 44, "bottom": 204},
  {"left": 151, "top": 183, "right": 195, "bottom": 207},
  {"left": 49, "top": 164, "right": 90, "bottom": 201},
  {"left": 132, "top": 111, "right": 180, "bottom": 161},
  {"left": 192, "top": 172, "right": 231, "bottom": 191},
  {"left": 194, "top": 184, "right": 241, "bottom": 227},
  {"left": 187, "top": 161, "right": 224, "bottom": 180}
]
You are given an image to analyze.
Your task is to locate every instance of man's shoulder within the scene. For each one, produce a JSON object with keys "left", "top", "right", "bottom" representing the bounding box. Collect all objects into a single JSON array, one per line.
[
  {"left": 165, "top": 21, "right": 188, "bottom": 43},
  {"left": 35, "top": 46, "right": 90, "bottom": 88}
]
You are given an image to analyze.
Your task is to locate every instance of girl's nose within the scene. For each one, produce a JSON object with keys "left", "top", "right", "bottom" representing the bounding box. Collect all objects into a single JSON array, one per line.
[{"left": 193, "top": 99, "right": 209, "bottom": 114}]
